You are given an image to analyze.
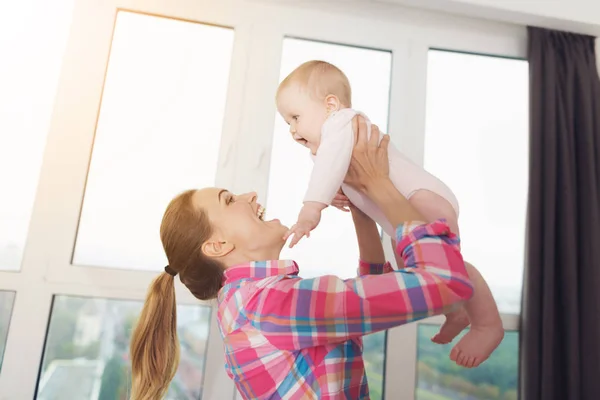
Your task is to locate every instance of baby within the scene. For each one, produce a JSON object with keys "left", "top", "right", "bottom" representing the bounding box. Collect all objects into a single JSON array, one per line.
[{"left": 276, "top": 60, "right": 504, "bottom": 368}]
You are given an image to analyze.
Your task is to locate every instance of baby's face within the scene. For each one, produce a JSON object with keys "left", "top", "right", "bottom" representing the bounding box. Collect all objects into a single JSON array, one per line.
[{"left": 276, "top": 83, "right": 329, "bottom": 155}]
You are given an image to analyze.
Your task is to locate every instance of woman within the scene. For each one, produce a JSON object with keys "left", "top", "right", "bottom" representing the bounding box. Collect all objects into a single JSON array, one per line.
[{"left": 129, "top": 118, "right": 474, "bottom": 400}]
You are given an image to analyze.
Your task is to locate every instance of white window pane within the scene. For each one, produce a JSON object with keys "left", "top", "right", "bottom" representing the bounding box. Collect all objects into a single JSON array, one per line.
[
  {"left": 73, "top": 12, "right": 234, "bottom": 271},
  {"left": 0, "top": 291, "right": 16, "bottom": 372},
  {"left": 266, "top": 37, "right": 391, "bottom": 400},
  {"left": 424, "top": 50, "right": 528, "bottom": 314},
  {"left": 0, "top": 1, "right": 75, "bottom": 270},
  {"left": 37, "top": 296, "right": 211, "bottom": 399},
  {"left": 416, "top": 324, "right": 518, "bottom": 399},
  {"left": 362, "top": 331, "right": 386, "bottom": 399}
]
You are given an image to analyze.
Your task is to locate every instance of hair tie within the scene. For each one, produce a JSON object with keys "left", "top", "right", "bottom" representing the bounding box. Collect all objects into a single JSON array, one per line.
[{"left": 164, "top": 265, "right": 178, "bottom": 277}]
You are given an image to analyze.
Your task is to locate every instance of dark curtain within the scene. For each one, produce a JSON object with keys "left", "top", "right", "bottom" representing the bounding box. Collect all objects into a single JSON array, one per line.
[{"left": 522, "top": 27, "right": 600, "bottom": 400}]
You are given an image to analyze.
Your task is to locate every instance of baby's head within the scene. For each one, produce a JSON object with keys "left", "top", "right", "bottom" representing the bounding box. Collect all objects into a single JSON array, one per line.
[{"left": 276, "top": 60, "right": 351, "bottom": 154}]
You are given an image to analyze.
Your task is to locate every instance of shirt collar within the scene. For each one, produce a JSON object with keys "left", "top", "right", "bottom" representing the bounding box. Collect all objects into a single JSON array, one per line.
[{"left": 222, "top": 260, "right": 299, "bottom": 284}]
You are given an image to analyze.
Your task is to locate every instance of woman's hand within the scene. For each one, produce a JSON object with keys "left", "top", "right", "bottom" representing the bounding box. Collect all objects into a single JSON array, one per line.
[
  {"left": 331, "top": 188, "right": 351, "bottom": 212},
  {"left": 344, "top": 116, "right": 391, "bottom": 193},
  {"left": 344, "top": 115, "right": 423, "bottom": 227},
  {"left": 331, "top": 189, "right": 375, "bottom": 226}
]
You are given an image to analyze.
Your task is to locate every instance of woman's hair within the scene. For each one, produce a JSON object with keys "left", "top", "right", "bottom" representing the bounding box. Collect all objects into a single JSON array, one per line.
[{"left": 129, "top": 189, "right": 224, "bottom": 400}]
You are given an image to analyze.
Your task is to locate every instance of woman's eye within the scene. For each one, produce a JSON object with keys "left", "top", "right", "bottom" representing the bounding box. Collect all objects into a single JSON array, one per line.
[
  {"left": 293, "top": 115, "right": 299, "bottom": 120},
  {"left": 227, "top": 196, "right": 234, "bottom": 204}
]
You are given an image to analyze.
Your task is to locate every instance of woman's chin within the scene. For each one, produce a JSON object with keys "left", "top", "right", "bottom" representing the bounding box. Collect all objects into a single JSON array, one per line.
[
  {"left": 273, "top": 223, "right": 289, "bottom": 243},
  {"left": 265, "top": 217, "right": 286, "bottom": 230}
]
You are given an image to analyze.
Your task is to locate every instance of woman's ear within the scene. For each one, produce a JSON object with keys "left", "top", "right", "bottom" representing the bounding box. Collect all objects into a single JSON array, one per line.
[
  {"left": 325, "top": 95, "right": 341, "bottom": 114},
  {"left": 202, "top": 240, "right": 235, "bottom": 258}
]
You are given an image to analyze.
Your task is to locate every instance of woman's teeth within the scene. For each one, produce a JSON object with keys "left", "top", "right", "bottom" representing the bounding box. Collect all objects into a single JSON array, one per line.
[{"left": 257, "top": 205, "right": 266, "bottom": 220}]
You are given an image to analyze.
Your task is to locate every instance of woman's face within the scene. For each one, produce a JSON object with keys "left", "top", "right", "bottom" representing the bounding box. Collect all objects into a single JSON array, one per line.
[{"left": 193, "top": 187, "right": 288, "bottom": 265}]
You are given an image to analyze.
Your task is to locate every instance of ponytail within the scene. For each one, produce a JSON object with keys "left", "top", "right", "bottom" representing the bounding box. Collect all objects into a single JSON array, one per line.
[
  {"left": 129, "top": 189, "right": 224, "bottom": 399},
  {"left": 130, "top": 272, "right": 180, "bottom": 400}
]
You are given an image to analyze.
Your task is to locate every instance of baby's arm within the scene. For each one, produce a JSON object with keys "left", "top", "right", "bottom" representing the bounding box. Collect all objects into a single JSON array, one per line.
[
  {"left": 304, "top": 111, "right": 356, "bottom": 205},
  {"left": 285, "top": 111, "right": 357, "bottom": 248},
  {"left": 284, "top": 201, "right": 327, "bottom": 248}
]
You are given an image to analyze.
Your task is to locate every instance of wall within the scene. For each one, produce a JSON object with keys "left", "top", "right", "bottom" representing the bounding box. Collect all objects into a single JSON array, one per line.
[
  {"left": 378, "top": 0, "right": 600, "bottom": 35},
  {"left": 440, "top": 0, "right": 600, "bottom": 28},
  {"left": 447, "top": 0, "right": 600, "bottom": 76},
  {"left": 266, "top": 0, "right": 600, "bottom": 75},
  {"left": 381, "top": 0, "right": 600, "bottom": 75}
]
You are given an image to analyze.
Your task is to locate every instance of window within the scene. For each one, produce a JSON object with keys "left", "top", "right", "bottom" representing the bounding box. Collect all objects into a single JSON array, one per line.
[
  {"left": 37, "top": 296, "right": 211, "bottom": 399},
  {"left": 414, "top": 49, "right": 527, "bottom": 399},
  {"left": 416, "top": 325, "right": 518, "bottom": 400},
  {"left": 423, "top": 50, "right": 529, "bottom": 314},
  {"left": 0, "top": 1, "right": 528, "bottom": 398},
  {"left": 362, "top": 331, "right": 387, "bottom": 399},
  {"left": 0, "top": 0, "right": 75, "bottom": 271},
  {"left": 72, "top": 11, "right": 234, "bottom": 271},
  {"left": 266, "top": 37, "right": 392, "bottom": 400},
  {"left": 0, "top": 291, "right": 16, "bottom": 372}
]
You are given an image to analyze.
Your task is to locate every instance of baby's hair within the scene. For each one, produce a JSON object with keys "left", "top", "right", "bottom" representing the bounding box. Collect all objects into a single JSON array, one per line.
[{"left": 277, "top": 60, "right": 352, "bottom": 107}]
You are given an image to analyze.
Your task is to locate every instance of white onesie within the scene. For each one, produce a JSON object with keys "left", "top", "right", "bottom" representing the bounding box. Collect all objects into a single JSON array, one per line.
[{"left": 304, "top": 108, "right": 459, "bottom": 237}]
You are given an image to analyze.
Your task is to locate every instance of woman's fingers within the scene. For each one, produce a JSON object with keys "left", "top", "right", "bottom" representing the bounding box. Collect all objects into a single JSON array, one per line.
[
  {"left": 355, "top": 116, "right": 368, "bottom": 148},
  {"left": 368, "top": 122, "right": 380, "bottom": 149},
  {"left": 345, "top": 115, "right": 392, "bottom": 192},
  {"left": 379, "top": 133, "right": 390, "bottom": 153},
  {"left": 352, "top": 116, "right": 359, "bottom": 144},
  {"left": 333, "top": 192, "right": 349, "bottom": 201}
]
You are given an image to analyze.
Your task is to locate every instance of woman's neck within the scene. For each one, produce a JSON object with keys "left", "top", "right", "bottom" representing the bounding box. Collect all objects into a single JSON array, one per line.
[{"left": 221, "top": 247, "right": 283, "bottom": 269}]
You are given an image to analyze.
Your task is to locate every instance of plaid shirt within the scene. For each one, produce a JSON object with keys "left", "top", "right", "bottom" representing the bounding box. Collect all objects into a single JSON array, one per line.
[{"left": 217, "top": 220, "right": 473, "bottom": 399}]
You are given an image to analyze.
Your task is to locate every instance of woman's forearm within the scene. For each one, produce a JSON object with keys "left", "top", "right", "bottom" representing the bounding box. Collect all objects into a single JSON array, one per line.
[
  {"left": 351, "top": 208, "right": 385, "bottom": 264},
  {"left": 365, "top": 178, "right": 424, "bottom": 226}
]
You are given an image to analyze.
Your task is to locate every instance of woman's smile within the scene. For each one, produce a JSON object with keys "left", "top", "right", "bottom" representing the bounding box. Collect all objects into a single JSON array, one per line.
[{"left": 256, "top": 204, "right": 265, "bottom": 220}]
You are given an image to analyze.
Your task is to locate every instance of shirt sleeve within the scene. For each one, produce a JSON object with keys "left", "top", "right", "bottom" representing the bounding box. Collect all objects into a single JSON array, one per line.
[
  {"left": 245, "top": 220, "right": 474, "bottom": 350},
  {"left": 357, "top": 260, "right": 394, "bottom": 276},
  {"left": 303, "top": 110, "right": 357, "bottom": 205}
]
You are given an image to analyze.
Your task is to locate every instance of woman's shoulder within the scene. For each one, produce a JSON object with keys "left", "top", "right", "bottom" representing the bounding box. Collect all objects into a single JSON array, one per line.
[{"left": 218, "top": 273, "right": 294, "bottom": 303}]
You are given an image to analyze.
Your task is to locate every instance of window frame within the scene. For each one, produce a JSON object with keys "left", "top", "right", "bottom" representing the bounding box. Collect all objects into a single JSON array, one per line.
[
  {"left": 383, "top": 32, "right": 525, "bottom": 399},
  {"left": 0, "top": 0, "right": 526, "bottom": 398}
]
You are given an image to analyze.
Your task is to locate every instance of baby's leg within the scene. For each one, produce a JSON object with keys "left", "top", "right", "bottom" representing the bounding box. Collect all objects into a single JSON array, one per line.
[{"left": 408, "top": 189, "right": 504, "bottom": 368}]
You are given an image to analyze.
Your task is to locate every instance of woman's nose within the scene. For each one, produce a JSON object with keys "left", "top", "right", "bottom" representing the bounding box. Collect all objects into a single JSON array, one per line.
[{"left": 242, "top": 192, "right": 257, "bottom": 203}]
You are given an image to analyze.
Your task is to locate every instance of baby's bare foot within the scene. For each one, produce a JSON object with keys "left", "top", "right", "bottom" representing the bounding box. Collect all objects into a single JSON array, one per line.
[
  {"left": 449, "top": 322, "right": 504, "bottom": 368},
  {"left": 431, "top": 307, "right": 470, "bottom": 344}
]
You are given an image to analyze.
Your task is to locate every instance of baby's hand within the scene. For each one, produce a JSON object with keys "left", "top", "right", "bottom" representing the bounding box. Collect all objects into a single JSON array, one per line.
[
  {"left": 284, "top": 220, "right": 316, "bottom": 248},
  {"left": 283, "top": 203, "right": 323, "bottom": 248},
  {"left": 331, "top": 189, "right": 350, "bottom": 212}
]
